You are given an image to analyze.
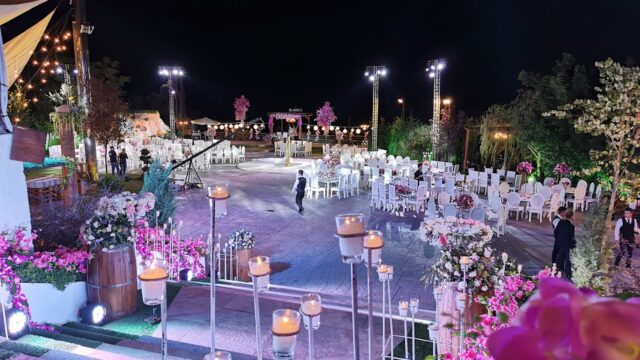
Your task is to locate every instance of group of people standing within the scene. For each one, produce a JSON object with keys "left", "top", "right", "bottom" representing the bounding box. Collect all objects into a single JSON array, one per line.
[{"left": 108, "top": 146, "right": 129, "bottom": 177}]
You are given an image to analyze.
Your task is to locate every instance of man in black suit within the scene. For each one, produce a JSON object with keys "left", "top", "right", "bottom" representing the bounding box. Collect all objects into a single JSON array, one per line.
[
  {"left": 414, "top": 163, "right": 424, "bottom": 181},
  {"left": 551, "top": 206, "right": 568, "bottom": 264},
  {"left": 554, "top": 210, "right": 576, "bottom": 279},
  {"left": 291, "top": 169, "right": 307, "bottom": 214}
]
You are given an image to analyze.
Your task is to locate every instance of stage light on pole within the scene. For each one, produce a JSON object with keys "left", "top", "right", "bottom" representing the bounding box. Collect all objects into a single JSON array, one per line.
[
  {"left": 426, "top": 58, "right": 446, "bottom": 160},
  {"left": 158, "top": 66, "right": 185, "bottom": 137},
  {"left": 365, "top": 65, "right": 387, "bottom": 151},
  {"left": 80, "top": 303, "right": 107, "bottom": 325}
]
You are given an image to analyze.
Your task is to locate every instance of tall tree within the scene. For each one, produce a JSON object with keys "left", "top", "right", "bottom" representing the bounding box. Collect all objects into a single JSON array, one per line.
[
  {"left": 85, "top": 78, "right": 129, "bottom": 172},
  {"left": 91, "top": 57, "right": 131, "bottom": 91},
  {"left": 545, "top": 59, "right": 640, "bottom": 268}
]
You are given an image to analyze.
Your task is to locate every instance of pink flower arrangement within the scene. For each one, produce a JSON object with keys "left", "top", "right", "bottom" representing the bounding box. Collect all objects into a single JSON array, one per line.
[
  {"left": 135, "top": 224, "right": 208, "bottom": 279},
  {"left": 233, "top": 95, "right": 250, "bottom": 122},
  {"left": 516, "top": 161, "right": 533, "bottom": 175},
  {"left": 315, "top": 101, "right": 337, "bottom": 129},
  {"left": 487, "top": 278, "right": 640, "bottom": 360},
  {"left": 395, "top": 184, "right": 411, "bottom": 195},
  {"left": 455, "top": 194, "right": 475, "bottom": 210},
  {"left": 553, "top": 162, "right": 571, "bottom": 176}
]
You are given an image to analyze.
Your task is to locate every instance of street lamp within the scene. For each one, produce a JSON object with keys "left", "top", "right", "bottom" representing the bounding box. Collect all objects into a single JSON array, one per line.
[
  {"left": 365, "top": 65, "right": 387, "bottom": 151},
  {"left": 158, "top": 66, "right": 185, "bottom": 137},
  {"left": 397, "top": 98, "right": 405, "bottom": 120},
  {"left": 427, "top": 59, "right": 446, "bottom": 159}
]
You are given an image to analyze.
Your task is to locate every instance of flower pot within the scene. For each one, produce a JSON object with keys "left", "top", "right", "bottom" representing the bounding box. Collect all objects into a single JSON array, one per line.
[
  {"left": 87, "top": 245, "right": 137, "bottom": 321},
  {"left": 237, "top": 248, "right": 253, "bottom": 282},
  {"left": 21, "top": 281, "right": 87, "bottom": 324}
]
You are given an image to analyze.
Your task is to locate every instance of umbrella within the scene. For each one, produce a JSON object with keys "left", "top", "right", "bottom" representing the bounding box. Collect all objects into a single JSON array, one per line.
[{"left": 191, "top": 117, "right": 221, "bottom": 126}]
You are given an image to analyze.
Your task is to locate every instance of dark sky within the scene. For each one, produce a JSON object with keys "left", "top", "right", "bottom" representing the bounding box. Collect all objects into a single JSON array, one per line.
[{"left": 12, "top": 1, "right": 640, "bottom": 125}]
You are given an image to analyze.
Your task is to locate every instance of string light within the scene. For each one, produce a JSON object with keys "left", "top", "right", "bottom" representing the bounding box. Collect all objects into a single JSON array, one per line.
[{"left": 32, "top": 60, "right": 38, "bottom": 66}]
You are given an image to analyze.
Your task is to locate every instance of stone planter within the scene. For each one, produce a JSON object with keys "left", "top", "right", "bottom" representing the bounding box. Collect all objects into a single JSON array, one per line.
[{"left": 21, "top": 281, "right": 87, "bottom": 324}]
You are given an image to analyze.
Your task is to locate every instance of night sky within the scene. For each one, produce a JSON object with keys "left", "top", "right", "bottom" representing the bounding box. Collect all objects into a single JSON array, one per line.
[{"left": 10, "top": 1, "right": 640, "bottom": 125}]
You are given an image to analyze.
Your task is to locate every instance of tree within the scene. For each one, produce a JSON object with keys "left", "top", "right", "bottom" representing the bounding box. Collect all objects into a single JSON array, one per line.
[
  {"left": 85, "top": 77, "right": 129, "bottom": 173},
  {"left": 545, "top": 59, "right": 640, "bottom": 268},
  {"left": 140, "top": 161, "right": 175, "bottom": 227},
  {"left": 91, "top": 57, "right": 131, "bottom": 91},
  {"left": 7, "top": 85, "right": 38, "bottom": 130}
]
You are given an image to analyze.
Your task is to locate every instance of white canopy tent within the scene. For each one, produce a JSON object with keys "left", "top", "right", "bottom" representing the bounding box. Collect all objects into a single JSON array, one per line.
[{"left": 191, "top": 117, "right": 220, "bottom": 126}]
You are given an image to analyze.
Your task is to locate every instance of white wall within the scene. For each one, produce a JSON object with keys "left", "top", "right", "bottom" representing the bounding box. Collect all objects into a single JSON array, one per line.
[{"left": 0, "top": 134, "right": 31, "bottom": 232}]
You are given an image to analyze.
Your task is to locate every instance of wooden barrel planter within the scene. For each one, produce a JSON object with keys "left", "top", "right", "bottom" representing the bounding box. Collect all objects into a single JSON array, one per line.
[{"left": 87, "top": 245, "right": 137, "bottom": 321}]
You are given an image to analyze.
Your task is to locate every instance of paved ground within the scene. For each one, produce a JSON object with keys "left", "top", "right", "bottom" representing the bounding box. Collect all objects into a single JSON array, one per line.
[{"left": 173, "top": 152, "right": 555, "bottom": 312}]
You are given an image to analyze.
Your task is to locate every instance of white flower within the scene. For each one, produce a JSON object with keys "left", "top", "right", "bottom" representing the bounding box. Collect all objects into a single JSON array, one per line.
[
  {"left": 109, "top": 244, "right": 114, "bottom": 249},
  {"left": 483, "top": 248, "right": 492, "bottom": 258},
  {"left": 445, "top": 262, "right": 453, "bottom": 271},
  {"left": 481, "top": 285, "right": 488, "bottom": 292},
  {"left": 89, "top": 235, "right": 95, "bottom": 240},
  {"left": 93, "top": 222, "right": 99, "bottom": 228},
  {"left": 468, "top": 271, "right": 477, "bottom": 278}
]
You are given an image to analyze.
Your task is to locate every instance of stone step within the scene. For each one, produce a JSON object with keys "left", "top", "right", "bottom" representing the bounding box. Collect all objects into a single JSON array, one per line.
[{"left": 60, "top": 322, "right": 139, "bottom": 340}]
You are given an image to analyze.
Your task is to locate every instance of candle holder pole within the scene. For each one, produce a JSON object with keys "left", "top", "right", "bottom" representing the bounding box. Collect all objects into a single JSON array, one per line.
[
  {"left": 380, "top": 277, "right": 387, "bottom": 358},
  {"left": 409, "top": 300, "right": 419, "bottom": 360},
  {"left": 398, "top": 302, "right": 409, "bottom": 360},
  {"left": 366, "top": 248, "right": 373, "bottom": 360},
  {"left": 161, "top": 292, "right": 168, "bottom": 359},
  {"left": 208, "top": 197, "right": 217, "bottom": 355},
  {"left": 307, "top": 314, "right": 315, "bottom": 359},
  {"left": 252, "top": 275, "right": 263, "bottom": 360},
  {"left": 459, "top": 264, "right": 469, "bottom": 354},
  {"left": 387, "top": 269, "right": 395, "bottom": 360},
  {"left": 350, "top": 262, "right": 360, "bottom": 360}
]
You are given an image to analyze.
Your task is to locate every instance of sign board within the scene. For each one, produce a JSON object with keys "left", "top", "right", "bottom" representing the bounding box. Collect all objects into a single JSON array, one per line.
[{"left": 10, "top": 126, "right": 46, "bottom": 163}]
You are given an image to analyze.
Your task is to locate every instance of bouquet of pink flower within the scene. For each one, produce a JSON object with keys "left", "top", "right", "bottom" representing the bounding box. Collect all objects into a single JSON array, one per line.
[
  {"left": 395, "top": 184, "right": 411, "bottom": 195},
  {"left": 455, "top": 194, "right": 475, "bottom": 210},
  {"left": 516, "top": 161, "right": 533, "bottom": 175},
  {"left": 561, "top": 179, "right": 572, "bottom": 189},
  {"left": 553, "top": 162, "right": 571, "bottom": 176}
]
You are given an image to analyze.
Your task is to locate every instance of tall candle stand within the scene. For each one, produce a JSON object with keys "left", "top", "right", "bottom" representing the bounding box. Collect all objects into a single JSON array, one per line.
[
  {"left": 364, "top": 230, "right": 384, "bottom": 360},
  {"left": 409, "top": 299, "right": 419, "bottom": 360},
  {"left": 300, "top": 293, "right": 322, "bottom": 360},
  {"left": 249, "top": 256, "right": 271, "bottom": 360},
  {"left": 271, "top": 309, "right": 301, "bottom": 359},
  {"left": 399, "top": 300, "right": 409, "bottom": 359},
  {"left": 431, "top": 283, "right": 443, "bottom": 358},
  {"left": 377, "top": 264, "right": 390, "bottom": 359},
  {"left": 386, "top": 266, "right": 395, "bottom": 360},
  {"left": 335, "top": 214, "right": 366, "bottom": 360},
  {"left": 207, "top": 185, "right": 230, "bottom": 358},
  {"left": 458, "top": 256, "right": 471, "bottom": 354},
  {"left": 139, "top": 257, "right": 169, "bottom": 359}
]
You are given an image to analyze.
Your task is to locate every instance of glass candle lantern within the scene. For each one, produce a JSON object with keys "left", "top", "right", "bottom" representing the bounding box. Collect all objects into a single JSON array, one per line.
[
  {"left": 362, "top": 230, "right": 384, "bottom": 265},
  {"left": 138, "top": 258, "right": 169, "bottom": 306},
  {"left": 207, "top": 185, "right": 230, "bottom": 200},
  {"left": 377, "top": 264, "right": 390, "bottom": 281},
  {"left": 456, "top": 292, "right": 466, "bottom": 310},
  {"left": 398, "top": 300, "right": 409, "bottom": 317},
  {"left": 335, "top": 214, "right": 365, "bottom": 263},
  {"left": 271, "top": 309, "right": 301, "bottom": 359},
  {"left": 410, "top": 298, "right": 420, "bottom": 313},
  {"left": 249, "top": 256, "right": 271, "bottom": 291},
  {"left": 300, "top": 293, "right": 322, "bottom": 330},
  {"left": 212, "top": 351, "right": 232, "bottom": 360}
]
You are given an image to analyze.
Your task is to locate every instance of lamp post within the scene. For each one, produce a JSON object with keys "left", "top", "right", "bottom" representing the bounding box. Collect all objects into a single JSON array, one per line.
[
  {"left": 158, "top": 66, "right": 185, "bottom": 137},
  {"left": 206, "top": 185, "right": 230, "bottom": 359},
  {"left": 397, "top": 98, "right": 405, "bottom": 121},
  {"left": 426, "top": 59, "right": 446, "bottom": 160},
  {"left": 364, "top": 66, "right": 387, "bottom": 151}
]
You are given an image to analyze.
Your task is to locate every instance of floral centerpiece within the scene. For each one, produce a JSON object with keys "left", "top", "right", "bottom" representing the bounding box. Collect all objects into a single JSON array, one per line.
[
  {"left": 553, "top": 162, "right": 571, "bottom": 176},
  {"left": 422, "top": 218, "right": 496, "bottom": 293},
  {"left": 561, "top": 179, "right": 572, "bottom": 189},
  {"left": 135, "top": 225, "right": 208, "bottom": 279},
  {"left": 80, "top": 192, "right": 155, "bottom": 251},
  {"left": 319, "top": 150, "right": 341, "bottom": 180},
  {"left": 228, "top": 229, "right": 256, "bottom": 250},
  {"left": 516, "top": 161, "right": 533, "bottom": 175},
  {"left": 315, "top": 101, "right": 337, "bottom": 131},
  {"left": 395, "top": 184, "right": 411, "bottom": 195},
  {"left": 455, "top": 193, "right": 474, "bottom": 211}
]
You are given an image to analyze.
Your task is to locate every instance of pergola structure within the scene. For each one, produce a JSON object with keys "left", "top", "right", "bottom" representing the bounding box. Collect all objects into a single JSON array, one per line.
[{"left": 267, "top": 110, "right": 313, "bottom": 138}]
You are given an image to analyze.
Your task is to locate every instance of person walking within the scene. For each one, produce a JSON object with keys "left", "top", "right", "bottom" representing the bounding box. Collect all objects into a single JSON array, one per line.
[
  {"left": 118, "top": 148, "right": 129, "bottom": 177},
  {"left": 414, "top": 163, "right": 424, "bottom": 181},
  {"left": 554, "top": 210, "right": 576, "bottom": 279},
  {"left": 551, "top": 206, "right": 568, "bottom": 264},
  {"left": 291, "top": 169, "right": 307, "bottom": 214},
  {"left": 108, "top": 146, "right": 119, "bottom": 175},
  {"left": 614, "top": 208, "right": 640, "bottom": 268}
]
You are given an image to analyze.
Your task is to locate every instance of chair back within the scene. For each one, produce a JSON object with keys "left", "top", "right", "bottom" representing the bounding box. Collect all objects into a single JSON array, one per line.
[
  {"left": 577, "top": 179, "right": 588, "bottom": 189},
  {"left": 409, "top": 179, "right": 419, "bottom": 191},
  {"left": 438, "top": 191, "right": 451, "bottom": 205},
  {"left": 588, "top": 182, "right": 595, "bottom": 197},
  {"left": 445, "top": 177, "right": 455, "bottom": 194},
  {"left": 490, "top": 196, "right": 502, "bottom": 212},
  {"left": 506, "top": 171, "right": 516, "bottom": 182},
  {"left": 534, "top": 182, "right": 543, "bottom": 193},
  {"left": 496, "top": 169, "right": 505, "bottom": 177},
  {"left": 513, "top": 174, "right": 522, "bottom": 188},
  {"left": 529, "top": 194, "right": 545, "bottom": 209},
  {"left": 507, "top": 192, "right": 521, "bottom": 207},
  {"left": 485, "top": 167, "right": 493, "bottom": 173},
  {"left": 574, "top": 186, "right": 586, "bottom": 200},
  {"left": 543, "top": 177, "right": 554, "bottom": 186},
  {"left": 470, "top": 207, "right": 486, "bottom": 222},
  {"left": 549, "top": 193, "right": 559, "bottom": 210},
  {"left": 560, "top": 177, "right": 571, "bottom": 186},
  {"left": 426, "top": 198, "right": 436, "bottom": 218},
  {"left": 491, "top": 173, "right": 500, "bottom": 186},
  {"left": 498, "top": 182, "right": 510, "bottom": 195},
  {"left": 539, "top": 186, "right": 552, "bottom": 200},
  {"left": 443, "top": 203, "right": 457, "bottom": 217}
]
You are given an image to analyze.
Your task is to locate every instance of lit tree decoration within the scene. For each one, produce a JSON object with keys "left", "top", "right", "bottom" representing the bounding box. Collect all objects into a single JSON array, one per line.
[
  {"left": 545, "top": 59, "right": 640, "bottom": 268},
  {"left": 233, "top": 95, "right": 250, "bottom": 124},
  {"left": 316, "top": 101, "right": 337, "bottom": 131}
]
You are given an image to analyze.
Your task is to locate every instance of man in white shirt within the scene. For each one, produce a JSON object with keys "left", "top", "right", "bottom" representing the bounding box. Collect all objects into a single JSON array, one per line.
[{"left": 614, "top": 208, "right": 640, "bottom": 268}]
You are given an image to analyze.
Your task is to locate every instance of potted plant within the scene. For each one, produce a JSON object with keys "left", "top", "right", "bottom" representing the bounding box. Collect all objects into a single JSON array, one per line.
[
  {"left": 79, "top": 192, "right": 155, "bottom": 320},
  {"left": 0, "top": 229, "right": 91, "bottom": 325},
  {"left": 227, "top": 229, "right": 256, "bottom": 282}
]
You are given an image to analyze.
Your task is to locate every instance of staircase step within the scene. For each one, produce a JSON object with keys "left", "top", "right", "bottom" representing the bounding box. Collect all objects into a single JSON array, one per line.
[
  {"left": 29, "top": 329, "right": 102, "bottom": 349},
  {"left": 122, "top": 336, "right": 210, "bottom": 360},
  {"left": 0, "top": 338, "right": 49, "bottom": 358},
  {"left": 51, "top": 325, "right": 128, "bottom": 345},
  {"left": 61, "top": 322, "right": 138, "bottom": 340}
]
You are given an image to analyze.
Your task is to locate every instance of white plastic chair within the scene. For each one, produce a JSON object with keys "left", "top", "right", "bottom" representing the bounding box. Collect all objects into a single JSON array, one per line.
[
  {"left": 543, "top": 193, "right": 560, "bottom": 220},
  {"left": 493, "top": 205, "right": 507, "bottom": 237},
  {"left": 567, "top": 186, "right": 586, "bottom": 211},
  {"left": 425, "top": 198, "right": 437, "bottom": 218},
  {"left": 308, "top": 175, "right": 326, "bottom": 199},
  {"left": 442, "top": 203, "right": 457, "bottom": 218},
  {"left": 526, "top": 194, "right": 545, "bottom": 223},
  {"left": 470, "top": 207, "right": 486, "bottom": 222},
  {"left": 506, "top": 192, "right": 524, "bottom": 220},
  {"left": 585, "top": 184, "right": 601, "bottom": 210},
  {"left": 405, "top": 185, "right": 427, "bottom": 213}
]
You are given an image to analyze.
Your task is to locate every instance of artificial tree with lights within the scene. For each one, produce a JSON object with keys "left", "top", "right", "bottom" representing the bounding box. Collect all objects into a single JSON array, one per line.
[
  {"left": 233, "top": 95, "right": 250, "bottom": 126},
  {"left": 545, "top": 59, "right": 640, "bottom": 269},
  {"left": 315, "top": 101, "right": 336, "bottom": 132}
]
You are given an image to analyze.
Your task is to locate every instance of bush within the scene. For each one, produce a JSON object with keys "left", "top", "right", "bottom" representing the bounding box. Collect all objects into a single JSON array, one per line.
[
  {"left": 571, "top": 206, "right": 611, "bottom": 294},
  {"left": 140, "top": 148, "right": 152, "bottom": 173},
  {"left": 98, "top": 174, "right": 123, "bottom": 192},
  {"left": 140, "top": 161, "right": 176, "bottom": 227},
  {"left": 13, "top": 263, "right": 83, "bottom": 291}
]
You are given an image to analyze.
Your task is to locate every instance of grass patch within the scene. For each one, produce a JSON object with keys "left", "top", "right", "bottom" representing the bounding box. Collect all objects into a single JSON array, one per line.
[
  {"left": 392, "top": 323, "right": 434, "bottom": 360},
  {"left": 102, "top": 284, "right": 181, "bottom": 336},
  {"left": 0, "top": 349, "right": 16, "bottom": 360},
  {"left": 1, "top": 338, "right": 49, "bottom": 357},
  {"left": 28, "top": 329, "right": 102, "bottom": 348},
  {"left": 61, "top": 322, "right": 138, "bottom": 340}
]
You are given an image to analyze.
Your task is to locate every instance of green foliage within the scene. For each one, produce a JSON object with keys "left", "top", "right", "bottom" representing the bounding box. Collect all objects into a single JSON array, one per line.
[
  {"left": 98, "top": 174, "right": 124, "bottom": 193},
  {"left": 139, "top": 148, "right": 152, "bottom": 173},
  {"left": 385, "top": 116, "right": 432, "bottom": 160},
  {"left": 141, "top": 161, "right": 176, "bottom": 227},
  {"left": 12, "top": 263, "right": 83, "bottom": 291},
  {"left": 91, "top": 57, "right": 131, "bottom": 90},
  {"left": 571, "top": 206, "right": 611, "bottom": 294}
]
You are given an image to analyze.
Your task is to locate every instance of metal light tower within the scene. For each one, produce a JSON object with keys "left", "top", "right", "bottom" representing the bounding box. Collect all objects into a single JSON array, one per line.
[
  {"left": 365, "top": 66, "right": 387, "bottom": 151},
  {"left": 427, "top": 59, "right": 446, "bottom": 159},
  {"left": 158, "top": 66, "right": 185, "bottom": 136}
]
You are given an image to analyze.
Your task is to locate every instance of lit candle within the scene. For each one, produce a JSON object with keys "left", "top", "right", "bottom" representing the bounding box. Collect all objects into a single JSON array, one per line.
[
  {"left": 335, "top": 214, "right": 365, "bottom": 262},
  {"left": 336, "top": 214, "right": 365, "bottom": 235},
  {"left": 301, "top": 300, "right": 322, "bottom": 317},
  {"left": 208, "top": 185, "right": 230, "bottom": 200},
  {"left": 460, "top": 256, "right": 471, "bottom": 266},
  {"left": 410, "top": 298, "right": 419, "bottom": 310},
  {"left": 138, "top": 262, "right": 168, "bottom": 306},
  {"left": 517, "top": 264, "right": 523, "bottom": 274},
  {"left": 363, "top": 230, "right": 384, "bottom": 249},
  {"left": 249, "top": 256, "right": 270, "bottom": 291},
  {"left": 501, "top": 252, "right": 508, "bottom": 262},
  {"left": 398, "top": 300, "right": 409, "bottom": 316},
  {"left": 377, "top": 264, "right": 389, "bottom": 281},
  {"left": 272, "top": 309, "right": 301, "bottom": 355}
]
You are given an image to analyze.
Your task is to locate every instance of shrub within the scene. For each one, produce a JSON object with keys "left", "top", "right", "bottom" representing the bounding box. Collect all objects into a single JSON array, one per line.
[
  {"left": 98, "top": 174, "right": 123, "bottom": 193},
  {"left": 140, "top": 161, "right": 176, "bottom": 227},
  {"left": 139, "top": 148, "right": 152, "bottom": 173},
  {"left": 571, "top": 206, "right": 611, "bottom": 294}
]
